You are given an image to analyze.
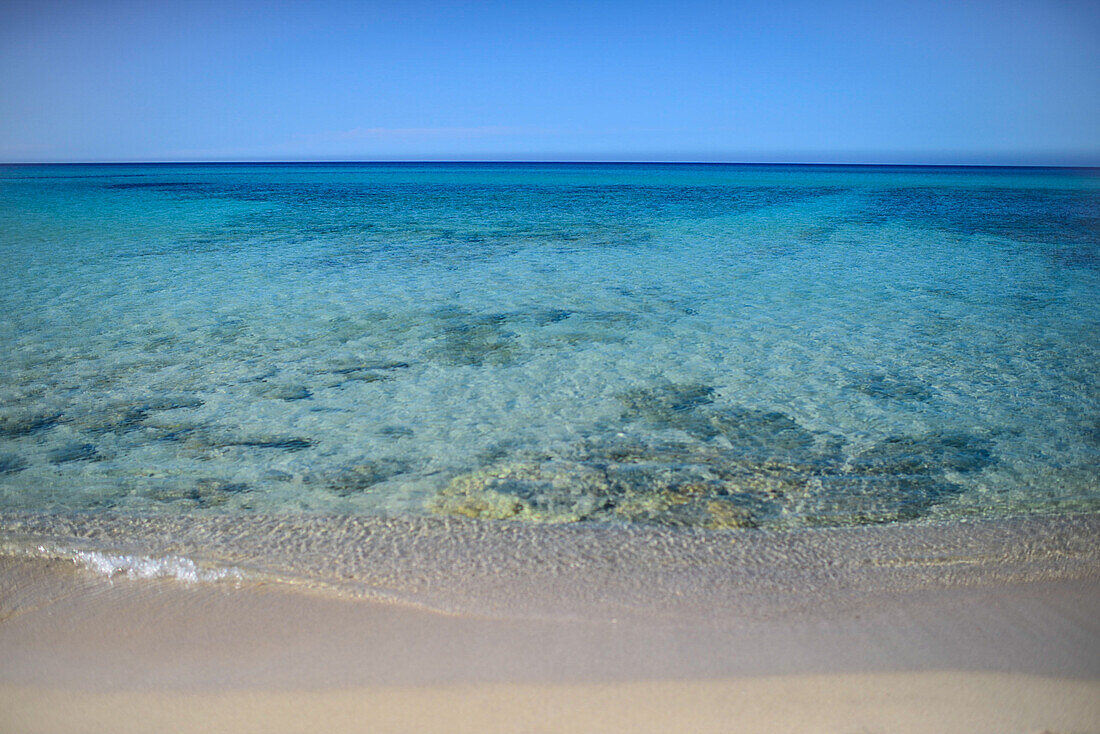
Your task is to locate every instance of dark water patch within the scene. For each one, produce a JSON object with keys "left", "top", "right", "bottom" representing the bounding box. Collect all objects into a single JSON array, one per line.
[
  {"left": 860, "top": 187, "right": 1100, "bottom": 247},
  {"left": 707, "top": 407, "right": 839, "bottom": 465},
  {"left": 549, "top": 330, "right": 630, "bottom": 347},
  {"left": 0, "top": 388, "right": 48, "bottom": 407},
  {"left": 211, "top": 181, "right": 847, "bottom": 274},
  {"left": 581, "top": 310, "right": 640, "bottom": 326},
  {"left": 207, "top": 318, "right": 251, "bottom": 345},
  {"left": 252, "top": 383, "right": 313, "bottom": 401},
  {"left": 846, "top": 372, "right": 935, "bottom": 402},
  {"left": 81, "top": 406, "right": 149, "bottom": 434},
  {"left": 327, "top": 360, "right": 411, "bottom": 375},
  {"left": 475, "top": 439, "right": 532, "bottom": 467},
  {"left": 312, "top": 305, "right": 641, "bottom": 372},
  {"left": 379, "top": 426, "right": 415, "bottom": 439},
  {"left": 103, "top": 182, "right": 211, "bottom": 192},
  {"left": 171, "top": 429, "right": 315, "bottom": 453},
  {"left": 529, "top": 308, "right": 574, "bottom": 325},
  {"left": 337, "top": 373, "right": 391, "bottom": 385},
  {"left": 424, "top": 311, "right": 519, "bottom": 367},
  {"left": 795, "top": 433, "right": 995, "bottom": 525},
  {"left": 1011, "top": 292, "right": 1057, "bottom": 311},
  {"left": 220, "top": 436, "right": 315, "bottom": 451},
  {"left": 146, "top": 478, "right": 250, "bottom": 508},
  {"left": 102, "top": 180, "right": 288, "bottom": 204},
  {"left": 140, "top": 396, "right": 205, "bottom": 412},
  {"left": 799, "top": 225, "right": 837, "bottom": 247},
  {"left": 149, "top": 422, "right": 206, "bottom": 443},
  {"left": 849, "top": 433, "right": 995, "bottom": 476},
  {"left": 1084, "top": 422, "right": 1100, "bottom": 447},
  {"left": 796, "top": 474, "right": 967, "bottom": 526},
  {"left": 619, "top": 383, "right": 716, "bottom": 422},
  {"left": 80, "top": 396, "right": 206, "bottom": 435},
  {"left": 0, "top": 453, "right": 27, "bottom": 474},
  {"left": 48, "top": 442, "right": 100, "bottom": 464},
  {"left": 616, "top": 384, "right": 840, "bottom": 466},
  {"left": 197, "top": 478, "right": 250, "bottom": 495},
  {"left": 139, "top": 335, "right": 178, "bottom": 353},
  {"left": 1050, "top": 244, "right": 1100, "bottom": 270},
  {"left": 0, "top": 411, "right": 62, "bottom": 438},
  {"left": 318, "top": 459, "right": 413, "bottom": 497},
  {"left": 311, "top": 359, "right": 410, "bottom": 388}
]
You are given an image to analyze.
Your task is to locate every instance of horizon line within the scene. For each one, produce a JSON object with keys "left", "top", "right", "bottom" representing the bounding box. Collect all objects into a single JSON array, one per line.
[{"left": 2, "top": 159, "right": 1099, "bottom": 170}]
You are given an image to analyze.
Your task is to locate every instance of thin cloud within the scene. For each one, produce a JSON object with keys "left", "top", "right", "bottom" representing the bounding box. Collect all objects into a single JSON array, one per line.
[{"left": 297, "top": 125, "right": 540, "bottom": 143}]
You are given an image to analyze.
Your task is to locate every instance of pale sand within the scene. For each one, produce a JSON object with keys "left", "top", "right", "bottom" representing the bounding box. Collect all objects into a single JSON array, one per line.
[
  {"left": 4, "top": 673, "right": 1098, "bottom": 734},
  {"left": 1, "top": 553, "right": 1099, "bottom": 733},
  {"left": 1, "top": 514, "right": 1098, "bottom": 732}
]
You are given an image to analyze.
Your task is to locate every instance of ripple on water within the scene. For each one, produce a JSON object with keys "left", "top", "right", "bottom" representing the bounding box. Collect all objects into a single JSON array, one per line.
[{"left": 0, "top": 164, "right": 1096, "bottom": 526}]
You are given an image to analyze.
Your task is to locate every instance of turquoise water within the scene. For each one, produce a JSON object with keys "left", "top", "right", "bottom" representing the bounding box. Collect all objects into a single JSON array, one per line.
[{"left": 1, "top": 163, "right": 1097, "bottom": 530}]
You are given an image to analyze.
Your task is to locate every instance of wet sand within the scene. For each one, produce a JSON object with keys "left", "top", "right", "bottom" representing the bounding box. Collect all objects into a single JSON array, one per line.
[{"left": 1, "top": 514, "right": 1099, "bottom": 732}]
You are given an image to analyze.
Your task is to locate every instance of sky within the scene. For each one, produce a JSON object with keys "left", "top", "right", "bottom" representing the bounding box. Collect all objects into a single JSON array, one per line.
[{"left": 0, "top": 0, "right": 1097, "bottom": 164}]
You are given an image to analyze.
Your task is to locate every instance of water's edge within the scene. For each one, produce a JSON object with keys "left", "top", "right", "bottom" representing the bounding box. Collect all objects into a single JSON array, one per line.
[{"left": 2, "top": 511, "right": 1097, "bottom": 621}]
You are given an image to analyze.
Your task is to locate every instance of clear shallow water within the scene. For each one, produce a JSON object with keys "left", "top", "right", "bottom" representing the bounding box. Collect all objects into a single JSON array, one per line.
[{"left": 0, "top": 163, "right": 1097, "bottom": 530}]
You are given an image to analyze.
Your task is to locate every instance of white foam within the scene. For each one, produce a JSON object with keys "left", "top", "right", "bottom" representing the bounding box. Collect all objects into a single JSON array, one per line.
[{"left": 71, "top": 549, "right": 245, "bottom": 584}]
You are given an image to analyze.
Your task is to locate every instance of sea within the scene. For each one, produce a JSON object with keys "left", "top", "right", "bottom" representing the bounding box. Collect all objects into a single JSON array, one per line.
[{"left": 0, "top": 163, "right": 1097, "bottom": 591}]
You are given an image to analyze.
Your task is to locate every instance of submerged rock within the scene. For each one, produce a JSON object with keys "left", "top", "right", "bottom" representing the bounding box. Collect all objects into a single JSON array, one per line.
[
  {"left": 619, "top": 383, "right": 716, "bottom": 422},
  {"left": 339, "top": 372, "right": 390, "bottom": 384},
  {"left": 81, "top": 406, "right": 149, "bottom": 434},
  {"left": 170, "top": 430, "right": 316, "bottom": 454},
  {"left": 707, "top": 407, "right": 838, "bottom": 466},
  {"left": 0, "top": 410, "right": 62, "bottom": 437},
  {"left": 795, "top": 474, "right": 965, "bottom": 526},
  {"left": 847, "top": 372, "right": 935, "bottom": 402},
  {"left": 378, "top": 426, "right": 415, "bottom": 438},
  {"left": 147, "top": 478, "right": 249, "bottom": 508},
  {"left": 849, "top": 433, "right": 994, "bottom": 476},
  {"left": 321, "top": 459, "right": 412, "bottom": 496},
  {"left": 618, "top": 383, "right": 841, "bottom": 465},
  {"left": 429, "top": 387, "right": 997, "bottom": 529},
  {"left": 79, "top": 396, "right": 205, "bottom": 435},
  {"left": 221, "top": 436, "right": 315, "bottom": 451},
  {"left": 431, "top": 429, "right": 812, "bottom": 529},
  {"left": 429, "top": 460, "right": 615, "bottom": 523},
  {"left": 1084, "top": 421, "right": 1100, "bottom": 447},
  {"left": 529, "top": 308, "right": 574, "bottom": 325},
  {"left": 424, "top": 315, "right": 519, "bottom": 367},
  {"left": 139, "top": 396, "right": 205, "bottom": 412},
  {"left": 428, "top": 451, "right": 771, "bottom": 529},
  {"left": 148, "top": 421, "right": 205, "bottom": 443},
  {"left": 196, "top": 478, "right": 250, "bottom": 495},
  {"left": 0, "top": 453, "right": 28, "bottom": 474},
  {"left": 328, "top": 360, "right": 411, "bottom": 374},
  {"left": 253, "top": 383, "right": 313, "bottom": 401},
  {"left": 48, "top": 442, "right": 101, "bottom": 464}
]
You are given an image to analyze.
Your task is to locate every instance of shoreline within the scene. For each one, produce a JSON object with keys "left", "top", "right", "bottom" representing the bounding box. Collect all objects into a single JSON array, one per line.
[
  {"left": 2, "top": 512, "right": 1098, "bottom": 732},
  {"left": 1, "top": 553, "right": 1098, "bottom": 733},
  {"left": 2, "top": 510, "right": 1098, "bottom": 619}
]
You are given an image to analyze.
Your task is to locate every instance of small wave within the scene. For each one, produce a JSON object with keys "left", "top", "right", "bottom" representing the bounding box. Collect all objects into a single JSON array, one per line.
[{"left": 70, "top": 549, "right": 245, "bottom": 584}]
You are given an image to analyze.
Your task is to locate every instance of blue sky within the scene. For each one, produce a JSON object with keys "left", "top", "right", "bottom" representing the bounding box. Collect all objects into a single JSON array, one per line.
[{"left": 1, "top": 0, "right": 1097, "bottom": 163}]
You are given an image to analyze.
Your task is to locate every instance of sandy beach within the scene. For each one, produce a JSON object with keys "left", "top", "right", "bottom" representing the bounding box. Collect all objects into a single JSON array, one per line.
[
  {"left": 2, "top": 513, "right": 1098, "bottom": 733},
  {"left": 3, "top": 0, "right": 1099, "bottom": 729}
]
